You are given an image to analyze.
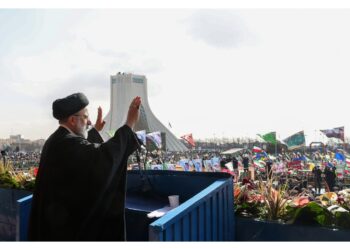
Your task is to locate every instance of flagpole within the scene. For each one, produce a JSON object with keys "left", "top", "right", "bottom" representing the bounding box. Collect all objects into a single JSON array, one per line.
[
  {"left": 272, "top": 132, "right": 275, "bottom": 156},
  {"left": 275, "top": 140, "right": 277, "bottom": 156}
]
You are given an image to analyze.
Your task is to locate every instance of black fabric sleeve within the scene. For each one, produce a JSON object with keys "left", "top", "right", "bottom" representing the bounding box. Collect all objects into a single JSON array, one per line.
[{"left": 87, "top": 128, "right": 104, "bottom": 143}]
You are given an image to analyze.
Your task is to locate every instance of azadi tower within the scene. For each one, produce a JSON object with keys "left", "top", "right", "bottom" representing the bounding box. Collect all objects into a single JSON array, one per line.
[{"left": 101, "top": 72, "right": 188, "bottom": 152}]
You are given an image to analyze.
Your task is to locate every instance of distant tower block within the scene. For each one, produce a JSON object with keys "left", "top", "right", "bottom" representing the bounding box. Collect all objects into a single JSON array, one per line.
[{"left": 101, "top": 72, "right": 188, "bottom": 152}]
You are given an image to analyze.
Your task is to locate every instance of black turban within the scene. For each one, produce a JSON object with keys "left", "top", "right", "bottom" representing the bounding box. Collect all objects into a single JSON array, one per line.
[{"left": 52, "top": 93, "right": 89, "bottom": 120}]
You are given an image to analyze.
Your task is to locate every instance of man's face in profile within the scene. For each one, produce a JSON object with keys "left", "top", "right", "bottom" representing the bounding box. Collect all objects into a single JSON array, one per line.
[{"left": 73, "top": 108, "right": 91, "bottom": 139}]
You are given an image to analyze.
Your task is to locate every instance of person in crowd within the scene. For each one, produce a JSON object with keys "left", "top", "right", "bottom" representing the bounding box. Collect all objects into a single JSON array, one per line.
[
  {"left": 242, "top": 154, "right": 249, "bottom": 172},
  {"left": 0, "top": 150, "right": 7, "bottom": 166},
  {"left": 28, "top": 92, "right": 141, "bottom": 241},
  {"left": 312, "top": 165, "right": 322, "bottom": 194},
  {"left": 232, "top": 156, "right": 239, "bottom": 181},
  {"left": 324, "top": 165, "right": 337, "bottom": 192}
]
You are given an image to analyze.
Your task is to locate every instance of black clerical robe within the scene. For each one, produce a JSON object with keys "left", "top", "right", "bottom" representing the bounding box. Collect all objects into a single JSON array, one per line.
[{"left": 28, "top": 125, "right": 138, "bottom": 241}]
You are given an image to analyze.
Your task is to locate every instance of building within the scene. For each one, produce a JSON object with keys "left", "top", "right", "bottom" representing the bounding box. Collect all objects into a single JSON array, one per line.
[
  {"left": 101, "top": 72, "right": 188, "bottom": 152},
  {"left": 0, "top": 135, "right": 45, "bottom": 152}
]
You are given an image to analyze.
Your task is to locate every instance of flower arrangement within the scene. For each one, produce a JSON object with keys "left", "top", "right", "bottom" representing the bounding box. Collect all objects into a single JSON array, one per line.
[
  {"left": 234, "top": 173, "right": 350, "bottom": 230},
  {"left": 0, "top": 161, "right": 36, "bottom": 191}
]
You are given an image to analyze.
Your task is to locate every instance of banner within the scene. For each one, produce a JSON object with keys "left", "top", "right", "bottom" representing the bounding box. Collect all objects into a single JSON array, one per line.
[
  {"left": 166, "top": 164, "right": 176, "bottom": 171},
  {"left": 287, "top": 160, "right": 303, "bottom": 170},
  {"left": 180, "top": 133, "right": 195, "bottom": 147},
  {"left": 275, "top": 162, "right": 286, "bottom": 173},
  {"left": 178, "top": 159, "right": 191, "bottom": 171},
  {"left": 283, "top": 131, "right": 305, "bottom": 150},
  {"left": 136, "top": 130, "right": 146, "bottom": 145},
  {"left": 203, "top": 160, "right": 213, "bottom": 172},
  {"left": 150, "top": 164, "right": 163, "bottom": 170},
  {"left": 320, "top": 126, "right": 345, "bottom": 142},
  {"left": 257, "top": 131, "right": 277, "bottom": 145},
  {"left": 211, "top": 157, "right": 221, "bottom": 172},
  {"left": 146, "top": 131, "right": 162, "bottom": 149},
  {"left": 193, "top": 159, "right": 203, "bottom": 172}
]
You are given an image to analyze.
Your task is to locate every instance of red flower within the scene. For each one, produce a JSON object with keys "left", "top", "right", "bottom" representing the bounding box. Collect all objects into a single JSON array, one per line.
[
  {"left": 248, "top": 194, "right": 264, "bottom": 203},
  {"left": 292, "top": 196, "right": 309, "bottom": 207},
  {"left": 242, "top": 178, "right": 255, "bottom": 190},
  {"left": 234, "top": 187, "right": 241, "bottom": 199},
  {"left": 33, "top": 167, "right": 39, "bottom": 177},
  {"left": 337, "top": 195, "right": 345, "bottom": 204}
]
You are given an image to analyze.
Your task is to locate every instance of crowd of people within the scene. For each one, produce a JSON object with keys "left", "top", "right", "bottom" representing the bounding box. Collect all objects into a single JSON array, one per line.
[
  {"left": 0, "top": 151, "right": 40, "bottom": 170},
  {"left": 127, "top": 146, "right": 350, "bottom": 196},
  {"left": 2, "top": 145, "right": 348, "bottom": 194},
  {"left": 2, "top": 143, "right": 349, "bottom": 195}
]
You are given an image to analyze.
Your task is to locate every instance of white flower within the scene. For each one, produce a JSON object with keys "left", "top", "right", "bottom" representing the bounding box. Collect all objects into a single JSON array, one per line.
[{"left": 327, "top": 205, "right": 349, "bottom": 213}]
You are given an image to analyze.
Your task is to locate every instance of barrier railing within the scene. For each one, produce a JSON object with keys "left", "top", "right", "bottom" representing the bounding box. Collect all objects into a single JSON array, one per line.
[
  {"left": 16, "top": 194, "right": 32, "bottom": 241},
  {"left": 149, "top": 179, "right": 234, "bottom": 241}
]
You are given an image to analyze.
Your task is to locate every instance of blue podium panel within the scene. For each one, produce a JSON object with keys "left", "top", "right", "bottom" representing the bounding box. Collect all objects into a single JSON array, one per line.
[
  {"left": 0, "top": 188, "right": 31, "bottom": 241},
  {"left": 149, "top": 178, "right": 235, "bottom": 241},
  {"left": 16, "top": 195, "right": 33, "bottom": 241},
  {"left": 13, "top": 171, "right": 235, "bottom": 241}
]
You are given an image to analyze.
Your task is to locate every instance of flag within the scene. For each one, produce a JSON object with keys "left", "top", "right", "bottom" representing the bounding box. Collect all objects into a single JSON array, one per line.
[
  {"left": 346, "top": 159, "right": 350, "bottom": 168},
  {"left": 257, "top": 131, "right": 277, "bottom": 145},
  {"left": 168, "top": 122, "right": 172, "bottom": 128},
  {"left": 252, "top": 146, "right": 263, "bottom": 153},
  {"left": 225, "top": 161, "right": 234, "bottom": 171},
  {"left": 283, "top": 131, "right": 305, "bottom": 150},
  {"left": 146, "top": 131, "right": 162, "bottom": 149},
  {"left": 320, "top": 126, "right": 345, "bottom": 142},
  {"left": 136, "top": 130, "right": 146, "bottom": 145},
  {"left": 181, "top": 133, "right": 195, "bottom": 147}
]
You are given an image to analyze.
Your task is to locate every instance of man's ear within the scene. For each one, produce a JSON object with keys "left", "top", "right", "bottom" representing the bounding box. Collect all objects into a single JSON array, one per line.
[{"left": 67, "top": 116, "right": 76, "bottom": 126}]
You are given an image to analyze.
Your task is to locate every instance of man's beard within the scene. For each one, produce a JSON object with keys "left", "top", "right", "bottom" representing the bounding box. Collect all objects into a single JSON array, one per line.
[
  {"left": 80, "top": 129, "right": 88, "bottom": 139},
  {"left": 76, "top": 124, "right": 89, "bottom": 139}
]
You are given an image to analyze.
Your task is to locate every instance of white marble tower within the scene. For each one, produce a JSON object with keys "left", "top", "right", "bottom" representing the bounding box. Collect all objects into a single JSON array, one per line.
[{"left": 101, "top": 72, "right": 188, "bottom": 152}]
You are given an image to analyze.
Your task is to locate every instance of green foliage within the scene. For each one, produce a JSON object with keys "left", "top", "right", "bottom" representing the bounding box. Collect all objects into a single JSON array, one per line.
[
  {"left": 0, "top": 171, "right": 20, "bottom": 189},
  {"left": 22, "top": 179, "right": 36, "bottom": 192},
  {"left": 334, "top": 211, "right": 350, "bottom": 229},
  {"left": 235, "top": 202, "right": 262, "bottom": 218},
  {"left": 292, "top": 202, "right": 334, "bottom": 227},
  {"left": 283, "top": 204, "right": 299, "bottom": 222},
  {"left": 257, "top": 179, "right": 289, "bottom": 221},
  {"left": 0, "top": 165, "right": 36, "bottom": 191}
]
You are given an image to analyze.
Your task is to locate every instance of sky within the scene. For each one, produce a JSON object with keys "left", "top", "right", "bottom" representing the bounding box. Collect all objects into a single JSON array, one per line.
[{"left": 1, "top": 6, "right": 350, "bottom": 142}]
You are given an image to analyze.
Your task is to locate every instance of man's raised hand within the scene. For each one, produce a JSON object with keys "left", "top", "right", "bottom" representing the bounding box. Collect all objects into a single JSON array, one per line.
[
  {"left": 126, "top": 96, "right": 141, "bottom": 130},
  {"left": 94, "top": 106, "right": 106, "bottom": 132}
]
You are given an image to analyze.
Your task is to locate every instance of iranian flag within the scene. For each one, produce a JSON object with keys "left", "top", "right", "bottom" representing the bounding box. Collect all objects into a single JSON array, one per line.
[
  {"left": 346, "top": 159, "right": 350, "bottom": 167},
  {"left": 180, "top": 133, "right": 195, "bottom": 147},
  {"left": 252, "top": 146, "right": 263, "bottom": 153}
]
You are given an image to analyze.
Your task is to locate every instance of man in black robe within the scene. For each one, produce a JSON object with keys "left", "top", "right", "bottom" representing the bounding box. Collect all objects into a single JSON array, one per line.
[
  {"left": 312, "top": 165, "right": 322, "bottom": 194},
  {"left": 324, "top": 165, "right": 337, "bottom": 192},
  {"left": 28, "top": 92, "right": 141, "bottom": 241}
]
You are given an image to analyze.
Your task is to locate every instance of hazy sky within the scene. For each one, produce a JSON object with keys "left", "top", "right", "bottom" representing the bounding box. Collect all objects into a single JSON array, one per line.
[{"left": 1, "top": 8, "right": 350, "bottom": 142}]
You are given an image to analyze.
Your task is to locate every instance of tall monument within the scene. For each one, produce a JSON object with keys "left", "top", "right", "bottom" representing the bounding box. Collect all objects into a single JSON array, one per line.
[{"left": 101, "top": 72, "right": 188, "bottom": 152}]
